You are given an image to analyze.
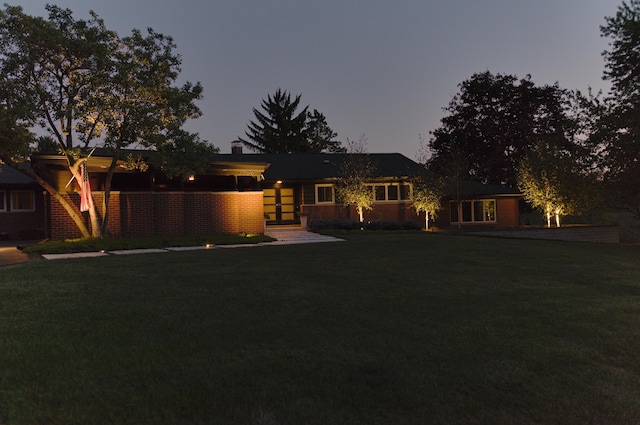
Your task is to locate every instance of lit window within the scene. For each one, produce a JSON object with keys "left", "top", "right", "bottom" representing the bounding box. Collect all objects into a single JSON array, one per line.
[
  {"left": 450, "top": 199, "right": 496, "bottom": 223},
  {"left": 10, "top": 191, "right": 35, "bottom": 212},
  {"left": 0, "top": 191, "right": 5, "bottom": 212},
  {"left": 369, "top": 183, "right": 412, "bottom": 202},
  {"left": 316, "top": 185, "right": 334, "bottom": 204}
]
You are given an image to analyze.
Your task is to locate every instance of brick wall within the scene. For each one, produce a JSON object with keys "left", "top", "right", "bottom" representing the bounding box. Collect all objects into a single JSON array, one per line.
[
  {"left": 301, "top": 202, "right": 422, "bottom": 224},
  {"left": 45, "top": 191, "right": 264, "bottom": 240}
]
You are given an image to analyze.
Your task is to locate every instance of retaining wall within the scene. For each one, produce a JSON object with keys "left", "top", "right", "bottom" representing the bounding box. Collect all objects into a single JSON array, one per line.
[{"left": 468, "top": 225, "right": 620, "bottom": 244}]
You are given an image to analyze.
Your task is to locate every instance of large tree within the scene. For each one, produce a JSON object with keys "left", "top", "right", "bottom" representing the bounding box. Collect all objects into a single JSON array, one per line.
[
  {"left": 0, "top": 5, "right": 215, "bottom": 237},
  {"left": 305, "top": 109, "right": 346, "bottom": 153},
  {"left": 427, "top": 71, "right": 582, "bottom": 188},
  {"left": 240, "top": 89, "right": 344, "bottom": 153},
  {"left": 592, "top": 0, "right": 640, "bottom": 218}
]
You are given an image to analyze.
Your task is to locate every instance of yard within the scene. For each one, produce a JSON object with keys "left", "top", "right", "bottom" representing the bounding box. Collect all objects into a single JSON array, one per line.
[{"left": 1, "top": 232, "right": 639, "bottom": 424}]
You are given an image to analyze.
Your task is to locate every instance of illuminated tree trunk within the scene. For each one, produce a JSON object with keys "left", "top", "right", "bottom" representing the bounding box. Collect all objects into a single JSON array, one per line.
[{"left": 69, "top": 159, "right": 102, "bottom": 238}]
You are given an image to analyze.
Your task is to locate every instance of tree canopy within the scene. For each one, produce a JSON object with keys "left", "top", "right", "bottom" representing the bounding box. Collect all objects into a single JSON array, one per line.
[
  {"left": 591, "top": 0, "right": 640, "bottom": 217},
  {"left": 0, "top": 5, "right": 216, "bottom": 237},
  {"left": 427, "top": 71, "right": 582, "bottom": 188},
  {"left": 517, "top": 139, "right": 596, "bottom": 228},
  {"left": 240, "top": 89, "right": 344, "bottom": 153}
]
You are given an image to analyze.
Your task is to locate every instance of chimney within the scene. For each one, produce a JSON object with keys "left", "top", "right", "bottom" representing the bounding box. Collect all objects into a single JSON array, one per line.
[{"left": 231, "top": 140, "right": 243, "bottom": 154}]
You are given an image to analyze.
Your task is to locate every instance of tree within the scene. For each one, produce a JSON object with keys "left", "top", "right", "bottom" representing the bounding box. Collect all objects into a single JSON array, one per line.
[
  {"left": 335, "top": 135, "right": 375, "bottom": 223},
  {"left": 428, "top": 71, "right": 582, "bottom": 187},
  {"left": 411, "top": 176, "right": 443, "bottom": 230},
  {"left": 240, "top": 89, "right": 344, "bottom": 153},
  {"left": 412, "top": 137, "right": 443, "bottom": 230},
  {"left": 592, "top": 0, "right": 640, "bottom": 218},
  {"left": 0, "top": 5, "right": 216, "bottom": 237},
  {"left": 305, "top": 109, "right": 346, "bottom": 153},
  {"left": 517, "top": 140, "right": 596, "bottom": 228}
]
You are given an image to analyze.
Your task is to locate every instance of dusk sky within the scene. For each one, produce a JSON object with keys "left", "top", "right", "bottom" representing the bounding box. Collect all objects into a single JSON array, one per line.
[{"left": 20, "top": 1, "right": 619, "bottom": 159}]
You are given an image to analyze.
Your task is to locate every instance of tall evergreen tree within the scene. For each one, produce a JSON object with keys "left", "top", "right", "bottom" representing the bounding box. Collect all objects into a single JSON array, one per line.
[
  {"left": 240, "top": 89, "right": 309, "bottom": 153},
  {"left": 240, "top": 89, "right": 344, "bottom": 153}
]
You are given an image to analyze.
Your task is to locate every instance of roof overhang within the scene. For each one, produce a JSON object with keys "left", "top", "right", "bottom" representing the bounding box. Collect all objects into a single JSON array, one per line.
[{"left": 31, "top": 154, "right": 270, "bottom": 178}]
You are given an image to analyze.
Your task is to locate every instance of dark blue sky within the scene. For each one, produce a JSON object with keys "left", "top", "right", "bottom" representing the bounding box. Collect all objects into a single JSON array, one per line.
[{"left": 20, "top": 0, "right": 618, "bottom": 158}]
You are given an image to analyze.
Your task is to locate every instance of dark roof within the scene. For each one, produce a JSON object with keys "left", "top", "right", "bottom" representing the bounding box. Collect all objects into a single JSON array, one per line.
[
  {"left": 212, "top": 153, "right": 422, "bottom": 181},
  {"left": 0, "top": 164, "right": 38, "bottom": 186}
]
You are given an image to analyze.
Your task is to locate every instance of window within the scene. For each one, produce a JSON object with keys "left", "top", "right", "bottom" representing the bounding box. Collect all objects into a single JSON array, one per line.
[
  {"left": 400, "top": 184, "right": 411, "bottom": 200},
  {"left": 10, "top": 191, "right": 35, "bottom": 212},
  {"left": 450, "top": 199, "right": 496, "bottom": 223},
  {"left": 316, "top": 185, "right": 334, "bottom": 203},
  {"left": 368, "top": 183, "right": 412, "bottom": 202},
  {"left": 387, "top": 185, "right": 399, "bottom": 201},
  {"left": 0, "top": 191, "right": 5, "bottom": 212}
]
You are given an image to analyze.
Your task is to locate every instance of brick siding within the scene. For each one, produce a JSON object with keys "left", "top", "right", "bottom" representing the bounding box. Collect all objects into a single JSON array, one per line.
[{"left": 45, "top": 191, "right": 264, "bottom": 240}]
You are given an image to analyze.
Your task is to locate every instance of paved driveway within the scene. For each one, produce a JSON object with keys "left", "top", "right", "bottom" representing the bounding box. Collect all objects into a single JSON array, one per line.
[{"left": 0, "top": 241, "right": 39, "bottom": 267}]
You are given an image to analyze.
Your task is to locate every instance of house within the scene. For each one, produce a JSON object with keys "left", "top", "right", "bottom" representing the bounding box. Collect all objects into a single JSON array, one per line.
[
  {"left": 0, "top": 164, "right": 45, "bottom": 240},
  {"left": 221, "top": 152, "right": 423, "bottom": 225},
  {"left": 432, "top": 181, "right": 522, "bottom": 229},
  {"left": 224, "top": 151, "right": 522, "bottom": 229},
  {"left": 6, "top": 149, "right": 522, "bottom": 240},
  {"left": 29, "top": 151, "right": 269, "bottom": 240}
]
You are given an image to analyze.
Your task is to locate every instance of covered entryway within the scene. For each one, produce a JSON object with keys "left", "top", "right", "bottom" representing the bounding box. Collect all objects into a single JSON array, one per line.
[{"left": 263, "top": 187, "right": 296, "bottom": 224}]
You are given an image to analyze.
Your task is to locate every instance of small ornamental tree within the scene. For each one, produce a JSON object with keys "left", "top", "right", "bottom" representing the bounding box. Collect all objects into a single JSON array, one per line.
[
  {"left": 413, "top": 137, "right": 444, "bottom": 230},
  {"left": 336, "top": 135, "right": 375, "bottom": 223},
  {"left": 412, "top": 177, "right": 443, "bottom": 230},
  {"left": 517, "top": 141, "right": 595, "bottom": 228}
]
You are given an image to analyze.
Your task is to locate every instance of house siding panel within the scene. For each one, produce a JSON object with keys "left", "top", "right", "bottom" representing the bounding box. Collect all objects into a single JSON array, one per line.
[
  {"left": 0, "top": 190, "right": 45, "bottom": 239},
  {"left": 496, "top": 198, "right": 520, "bottom": 227}
]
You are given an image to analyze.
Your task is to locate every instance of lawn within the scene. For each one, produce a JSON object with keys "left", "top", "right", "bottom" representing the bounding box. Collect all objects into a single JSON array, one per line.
[{"left": 1, "top": 232, "right": 640, "bottom": 424}]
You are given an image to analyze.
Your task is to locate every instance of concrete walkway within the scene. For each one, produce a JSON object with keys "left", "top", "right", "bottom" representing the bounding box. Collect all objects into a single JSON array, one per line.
[
  {"left": 264, "top": 227, "right": 344, "bottom": 245},
  {"left": 9, "top": 229, "right": 344, "bottom": 262}
]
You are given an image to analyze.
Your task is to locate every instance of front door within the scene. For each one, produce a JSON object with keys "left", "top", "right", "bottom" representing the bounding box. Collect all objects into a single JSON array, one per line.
[{"left": 263, "top": 187, "right": 295, "bottom": 224}]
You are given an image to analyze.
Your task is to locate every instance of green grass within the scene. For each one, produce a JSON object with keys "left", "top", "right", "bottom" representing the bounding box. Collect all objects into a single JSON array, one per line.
[
  {"left": 21, "top": 233, "right": 274, "bottom": 255},
  {"left": 1, "top": 232, "right": 640, "bottom": 424}
]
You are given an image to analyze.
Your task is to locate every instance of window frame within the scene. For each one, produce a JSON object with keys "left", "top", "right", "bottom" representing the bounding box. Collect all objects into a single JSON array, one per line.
[
  {"left": 9, "top": 190, "right": 36, "bottom": 212},
  {"left": 0, "top": 190, "right": 5, "bottom": 212},
  {"left": 450, "top": 199, "right": 496, "bottom": 224},
  {"left": 368, "top": 183, "right": 412, "bottom": 203},
  {"left": 315, "top": 184, "right": 335, "bottom": 204}
]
